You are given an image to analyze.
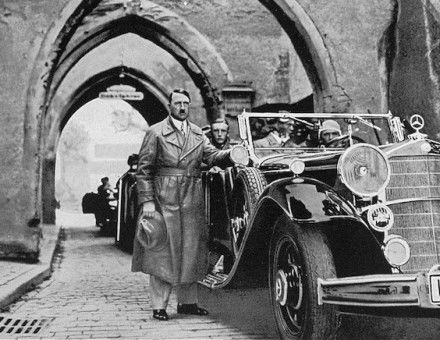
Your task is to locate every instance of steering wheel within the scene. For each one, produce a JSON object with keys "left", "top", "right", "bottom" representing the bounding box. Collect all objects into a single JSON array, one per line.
[{"left": 325, "top": 134, "right": 365, "bottom": 148}]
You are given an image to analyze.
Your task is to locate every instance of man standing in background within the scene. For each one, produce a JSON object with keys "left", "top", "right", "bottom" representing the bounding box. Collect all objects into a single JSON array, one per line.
[
  {"left": 132, "top": 88, "right": 232, "bottom": 321},
  {"left": 208, "top": 118, "right": 231, "bottom": 150}
]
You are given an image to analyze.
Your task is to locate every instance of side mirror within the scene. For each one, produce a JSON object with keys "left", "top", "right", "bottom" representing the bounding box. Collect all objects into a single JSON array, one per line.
[{"left": 230, "top": 145, "right": 249, "bottom": 167}]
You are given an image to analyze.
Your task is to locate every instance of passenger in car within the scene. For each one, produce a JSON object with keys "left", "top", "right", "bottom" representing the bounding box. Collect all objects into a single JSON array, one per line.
[
  {"left": 253, "top": 118, "right": 290, "bottom": 157},
  {"left": 250, "top": 117, "right": 267, "bottom": 140},
  {"left": 283, "top": 120, "right": 311, "bottom": 148},
  {"left": 253, "top": 118, "right": 288, "bottom": 148},
  {"left": 319, "top": 119, "right": 342, "bottom": 147}
]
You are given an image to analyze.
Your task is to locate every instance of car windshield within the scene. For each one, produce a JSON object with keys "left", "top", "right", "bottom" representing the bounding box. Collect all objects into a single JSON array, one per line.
[{"left": 245, "top": 113, "right": 394, "bottom": 158}]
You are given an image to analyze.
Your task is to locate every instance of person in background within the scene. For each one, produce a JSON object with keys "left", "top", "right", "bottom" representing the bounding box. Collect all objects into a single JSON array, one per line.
[
  {"left": 132, "top": 88, "right": 233, "bottom": 321},
  {"left": 95, "top": 177, "right": 115, "bottom": 227},
  {"left": 208, "top": 118, "right": 230, "bottom": 150},
  {"left": 254, "top": 118, "right": 288, "bottom": 148},
  {"left": 250, "top": 117, "right": 266, "bottom": 140},
  {"left": 319, "top": 119, "right": 342, "bottom": 147},
  {"left": 283, "top": 120, "right": 311, "bottom": 148},
  {"left": 97, "top": 177, "right": 115, "bottom": 198},
  {"left": 253, "top": 118, "right": 290, "bottom": 158}
]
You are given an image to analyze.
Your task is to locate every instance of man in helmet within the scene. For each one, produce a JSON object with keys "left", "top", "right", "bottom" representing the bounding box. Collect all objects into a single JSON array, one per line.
[{"left": 319, "top": 119, "right": 342, "bottom": 147}]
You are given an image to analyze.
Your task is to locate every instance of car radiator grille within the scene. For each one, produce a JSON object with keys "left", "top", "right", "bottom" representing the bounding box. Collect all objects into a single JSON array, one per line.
[{"left": 386, "top": 154, "right": 440, "bottom": 273}]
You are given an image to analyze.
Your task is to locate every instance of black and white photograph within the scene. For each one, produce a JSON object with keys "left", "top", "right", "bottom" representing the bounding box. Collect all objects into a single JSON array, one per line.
[{"left": 1, "top": 0, "right": 440, "bottom": 339}]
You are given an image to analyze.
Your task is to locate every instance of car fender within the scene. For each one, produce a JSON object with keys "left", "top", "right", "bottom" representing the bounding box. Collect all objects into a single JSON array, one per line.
[
  {"left": 258, "top": 177, "right": 357, "bottom": 221},
  {"left": 228, "top": 177, "right": 391, "bottom": 288}
]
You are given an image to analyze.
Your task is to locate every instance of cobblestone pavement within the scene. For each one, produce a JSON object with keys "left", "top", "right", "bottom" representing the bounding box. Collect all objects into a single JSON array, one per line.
[{"left": 1, "top": 225, "right": 278, "bottom": 340}]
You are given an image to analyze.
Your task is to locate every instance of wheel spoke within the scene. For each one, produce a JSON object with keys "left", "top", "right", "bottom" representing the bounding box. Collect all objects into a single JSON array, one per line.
[{"left": 287, "top": 251, "right": 295, "bottom": 267}]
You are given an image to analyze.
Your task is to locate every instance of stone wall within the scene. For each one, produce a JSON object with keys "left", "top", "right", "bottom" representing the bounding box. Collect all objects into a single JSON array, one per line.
[
  {"left": 153, "top": 0, "right": 312, "bottom": 107},
  {"left": 389, "top": 0, "right": 440, "bottom": 138},
  {"left": 0, "top": 0, "right": 70, "bottom": 259}
]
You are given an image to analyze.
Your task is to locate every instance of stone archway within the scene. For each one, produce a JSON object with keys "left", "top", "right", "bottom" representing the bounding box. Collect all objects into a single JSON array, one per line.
[
  {"left": 20, "top": 0, "right": 339, "bottom": 256},
  {"left": 260, "top": 0, "right": 346, "bottom": 113},
  {"left": 25, "top": 0, "right": 234, "bottom": 228},
  {"left": 42, "top": 66, "right": 169, "bottom": 223}
]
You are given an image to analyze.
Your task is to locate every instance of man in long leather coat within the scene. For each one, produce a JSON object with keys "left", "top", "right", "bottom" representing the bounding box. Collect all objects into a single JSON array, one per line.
[{"left": 132, "top": 89, "right": 231, "bottom": 321}]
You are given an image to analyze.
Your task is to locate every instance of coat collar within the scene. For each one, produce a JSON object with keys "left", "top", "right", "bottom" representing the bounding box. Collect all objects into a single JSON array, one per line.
[
  {"left": 162, "top": 117, "right": 180, "bottom": 148},
  {"left": 161, "top": 117, "right": 203, "bottom": 153},
  {"left": 161, "top": 116, "right": 202, "bottom": 136}
]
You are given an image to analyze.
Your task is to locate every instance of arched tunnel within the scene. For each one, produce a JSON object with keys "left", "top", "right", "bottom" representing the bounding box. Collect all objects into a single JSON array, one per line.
[
  {"left": 37, "top": 0, "right": 333, "bottom": 228},
  {"left": 4, "top": 0, "right": 438, "bottom": 260},
  {"left": 3, "top": 1, "right": 440, "bottom": 338}
]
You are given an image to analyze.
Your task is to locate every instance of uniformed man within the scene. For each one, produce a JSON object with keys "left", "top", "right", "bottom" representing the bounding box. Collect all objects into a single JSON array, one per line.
[
  {"left": 253, "top": 118, "right": 289, "bottom": 156},
  {"left": 208, "top": 118, "right": 230, "bottom": 150},
  {"left": 132, "top": 89, "right": 232, "bottom": 321}
]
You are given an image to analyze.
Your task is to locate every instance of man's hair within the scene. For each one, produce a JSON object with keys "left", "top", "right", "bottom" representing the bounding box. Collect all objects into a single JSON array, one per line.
[
  {"left": 168, "top": 88, "right": 191, "bottom": 103},
  {"left": 210, "top": 118, "right": 229, "bottom": 129},
  {"left": 101, "top": 177, "right": 109, "bottom": 183}
]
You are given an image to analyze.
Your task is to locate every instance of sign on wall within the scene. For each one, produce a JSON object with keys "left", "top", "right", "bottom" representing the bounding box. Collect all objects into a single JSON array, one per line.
[{"left": 99, "top": 84, "right": 144, "bottom": 101}]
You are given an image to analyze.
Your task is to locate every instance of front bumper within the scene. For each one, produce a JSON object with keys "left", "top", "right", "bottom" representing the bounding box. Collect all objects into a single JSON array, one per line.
[{"left": 317, "top": 265, "right": 440, "bottom": 309}]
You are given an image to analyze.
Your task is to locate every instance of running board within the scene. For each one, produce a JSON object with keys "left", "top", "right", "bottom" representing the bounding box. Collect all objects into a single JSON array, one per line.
[
  {"left": 199, "top": 272, "right": 229, "bottom": 288},
  {"left": 199, "top": 254, "right": 232, "bottom": 288}
]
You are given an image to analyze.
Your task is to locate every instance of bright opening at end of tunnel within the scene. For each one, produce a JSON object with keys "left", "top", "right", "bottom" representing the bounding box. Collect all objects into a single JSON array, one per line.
[{"left": 55, "top": 98, "right": 147, "bottom": 226}]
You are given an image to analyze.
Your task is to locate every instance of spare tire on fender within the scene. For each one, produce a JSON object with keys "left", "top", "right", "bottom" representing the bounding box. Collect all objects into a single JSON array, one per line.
[{"left": 229, "top": 167, "right": 267, "bottom": 256}]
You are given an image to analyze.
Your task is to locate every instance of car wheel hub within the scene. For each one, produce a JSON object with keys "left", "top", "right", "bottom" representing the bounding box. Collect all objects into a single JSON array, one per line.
[
  {"left": 275, "top": 270, "right": 288, "bottom": 306},
  {"left": 275, "top": 264, "right": 303, "bottom": 310}
]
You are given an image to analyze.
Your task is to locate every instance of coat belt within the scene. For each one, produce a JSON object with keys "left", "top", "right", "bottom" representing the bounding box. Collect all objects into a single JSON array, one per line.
[{"left": 156, "top": 168, "right": 201, "bottom": 178}]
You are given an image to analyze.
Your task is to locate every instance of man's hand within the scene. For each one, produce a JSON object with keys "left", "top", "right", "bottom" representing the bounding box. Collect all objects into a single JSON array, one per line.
[{"left": 141, "top": 201, "right": 156, "bottom": 218}]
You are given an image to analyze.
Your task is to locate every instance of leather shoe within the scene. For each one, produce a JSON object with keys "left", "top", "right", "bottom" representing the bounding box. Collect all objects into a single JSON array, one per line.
[
  {"left": 177, "top": 303, "right": 209, "bottom": 316},
  {"left": 153, "top": 309, "right": 169, "bottom": 321}
]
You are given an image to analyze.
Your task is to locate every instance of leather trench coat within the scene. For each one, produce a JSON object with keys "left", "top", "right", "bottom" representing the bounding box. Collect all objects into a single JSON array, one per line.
[{"left": 131, "top": 117, "right": 230, "bottom": 285}]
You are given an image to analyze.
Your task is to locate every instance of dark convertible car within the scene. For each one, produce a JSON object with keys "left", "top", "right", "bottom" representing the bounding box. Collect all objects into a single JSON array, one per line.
[{"left": 118, "top": 112, "right": 440, "bottom": 339}]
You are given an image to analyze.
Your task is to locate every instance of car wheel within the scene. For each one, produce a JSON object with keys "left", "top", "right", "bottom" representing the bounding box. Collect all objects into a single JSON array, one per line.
[
  {"left": 230, "top": 167, "right": 267, "bottom": 256},
  {"left": 269, "top": 219, "right": 337, "bottom": 340}
]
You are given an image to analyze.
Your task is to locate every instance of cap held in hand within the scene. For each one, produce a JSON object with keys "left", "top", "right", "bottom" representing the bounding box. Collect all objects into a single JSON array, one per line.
[{"left": 136, "top": 211, "right": 168, "bottom": 252}]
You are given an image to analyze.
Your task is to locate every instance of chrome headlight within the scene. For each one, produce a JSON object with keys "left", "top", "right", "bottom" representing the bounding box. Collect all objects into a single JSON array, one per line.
[{"left": 337, "top": 144, "right": 390, "bottom": 197}]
